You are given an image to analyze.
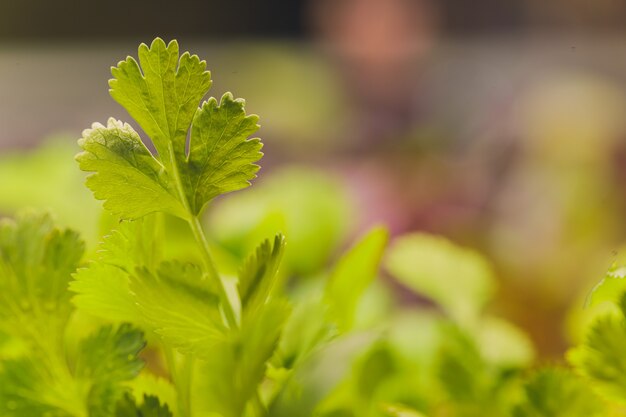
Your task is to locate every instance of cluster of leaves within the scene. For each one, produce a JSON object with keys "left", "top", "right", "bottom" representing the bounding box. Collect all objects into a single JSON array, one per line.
[{"left": 2, "top": 37, "right": 626, "bottom": 417}]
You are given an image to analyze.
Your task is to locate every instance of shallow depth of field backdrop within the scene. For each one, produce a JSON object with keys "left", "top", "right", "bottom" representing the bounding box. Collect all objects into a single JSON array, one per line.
[{"left": 1, "top": 0, "right": 626, "bottom": 359}]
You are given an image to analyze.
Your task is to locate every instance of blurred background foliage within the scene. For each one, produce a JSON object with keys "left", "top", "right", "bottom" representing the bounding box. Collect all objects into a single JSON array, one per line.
[{"left": 1, "top": 0, "right": 626, "bottom": 371}]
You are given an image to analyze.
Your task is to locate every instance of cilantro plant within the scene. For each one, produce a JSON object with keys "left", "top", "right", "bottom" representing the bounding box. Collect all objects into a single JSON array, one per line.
[
  {"left": 2, "top": 37, "right": 626, "bottom": 417},
  {"left": 0, "top": 38, "right": 389, "bottom": 417}
]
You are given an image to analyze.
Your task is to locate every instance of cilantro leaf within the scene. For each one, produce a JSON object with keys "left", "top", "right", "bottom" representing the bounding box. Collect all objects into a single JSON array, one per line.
[
  {"left": 127, "top": 374, "right": 178, "bottom": 417},
  {"left": 0, "top": 358, "right": 75, "bottom": 417},
  {"left": 109, "top": 38, "right": 211, "bottom": 165},
  {"left": 77, "top": 119, "right": 187, "bottom": 219},
  {"left": 325, "top": 226, "right": 388, "bottom": 332},
  {"left": 184, "top": 93, "right": 262, "bottom": 214},
  {"left": 71, "top": 218, "right": 160, "bottom": 322},
  {"left": 201, "top": 299, "right": 290, "bottom": 417},
  {"left": 116, "top": 394, "right": 173, "bottom": 417},
  {"left": 569, "top": 309, "right": 626, "bottom": 401},
  {"left": 587, "top": 263, "right": 626, "bottom": 307},
  {"left": 76, "top": 324, "right": 145, "bottom": 417},
  {"left": 78, "top": 38, "right": 262, "bottom": 219},
  {"left": 0, "top": 211, "right": 84, "bottom": 338},
  {"left": 131, "top": 262, "right": 226, "bottom": 357},
  {"left": 513, "top": 368, "right": 604, "bottom": 417},
  {"left": 75, "top": 324, "right": 145, "bottom": 384},
  {"left": 0, "top": 324, "right": 145, "bottom": 417},
  {"left": 71, "top": 262, "right": 140, "bottom": 322},
  {"left": 238, "top": 233, "right": 285, "bottom": 313}
]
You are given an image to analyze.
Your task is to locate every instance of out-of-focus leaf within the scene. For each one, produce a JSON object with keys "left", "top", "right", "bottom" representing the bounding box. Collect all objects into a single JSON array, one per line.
[
  {"left": 513, "top": 368, "right": 604, "bottom": 417},
  {"left": 71, "top": 218, "right": 160, "bottom": 323},
  {"left": 588, "top": 263, "right": 626, "bottom": 307},
  {"left": 127, "top": 373, "right": 178, "bottom": 417},
  {"left": 475, "top": 318, "right": 535, "bottom": 368},
  {"left": 200, "top": 299, "right": 290, "bottom": 417},
  {"left": 0, "top": 140, "right": 102, "bottom": 244},
  {"left": 0, "top": 324, "right": 145, "bottom": 417},
  {"left": 325, "top": 227, "right": 389, "bottom": 332},
  {"left": 0, "top": 211, "right": 84, "bottom": 338},
  {"left": 209, "top": 166, "right": 354, "bottom": 276},
  {"left": 569, "top": 292, "right": 626, "bottom": 402},
  {"left": 116, "top": 394, "right": 173, "bottom": 417},
  {"left": 385, "top": 233, "right": 495, "bottom": 322},
  {"left": 238, "top": 234, "right": 285, "bottom": 313}
]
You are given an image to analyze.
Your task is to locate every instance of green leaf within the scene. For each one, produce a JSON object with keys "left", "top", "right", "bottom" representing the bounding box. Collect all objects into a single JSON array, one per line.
[
  {"left": 201, "top": 299, "right": 290, "bottom": 417},
  {"left": 75, "top": 324, "right": 145, "bottom": 383},
  {"left": 273, "top": 296, "right": 334, "bottom": 370},
  {"left": 71, "top": 218, "right": 160, "bottom": 322},
  {"left": 0, "top": 211, "right": 84, "bottom": 337},
  {"left": 238, "top": 234, "right": 285, "bottom": 313},
  {"left": 127, "top": 373, "right": 178, "bottom": 417},
  {"left": 587, "top": 263, "right": 626, "bottom": 307},
  {"left": 109, "top": 38, "right": 211, "bottom": 164},
  {"left": 0, "top": 324, "right": 145, "bottom": 417},
  {"left": 97, "top": 217, "right": 162, "bottom": 272},
  {"left": 131, "top": 262, "right": 226, "bottom": 357},
  {"left": 116, "top": 394, "right": 173, "bottom": 417},
  {"left": 77, "top": 119, "right": 187, "bottom": 220},
  {"left": 71, "top": 262, "right": 140, "bottom": 322},
  {"left": 76, "top": 324, "right": 145, "bottom": 417},
  {"left": 208, "top": 166, "right": 354, "bottom": 276},
  {"left": 569, "top": 298, "right": 626, "bottom": 402},
  {"left": 513, "top": 368, "right": 604, "bottom": 417},
  {"left": 78, "top": 38, "right": 263, "bottom": 219},
  {"left": 436, "top": 325, "right": 486, "bottom": 403},
  {"left": 385, "top": 233, "right": 495, "bottom": 322},
  {"left": 184, "top": 93, "right": 263, "bottom": 214},
  {"left": 475, "top": 317, "right": 535, "bottom": 368},
  {"left": 325, "top": 226, "right": 389, "bottom": 332},
  {"left": 0, "top": 358, "right": 76, "bottom": 417},
  {"left": 0, "top": 139, "right": 102, "bottom": 246}
]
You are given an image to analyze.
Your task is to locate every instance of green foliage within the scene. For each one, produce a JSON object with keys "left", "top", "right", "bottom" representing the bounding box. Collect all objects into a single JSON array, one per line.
[
  {"left": 0, "top": 140, "right": 102, "bottom": 245},
  {"left": 385, "top": 233, "right": 495, "bottom": 323},
  {"left": 131, "top": 262, "right": 226, "bottom": 357},
  {"left": 208, "top": 166, "right": 354, "bottom": 276},
  {"left": 587, "top": 262, "right": 626, "bottom": 307},
  {"left": 0, "top": 295, "right": 145, "bottom": 417},
  {"left": 238, "top": 234, "right": 286, "bottom": 314},
  {"left": 513, "top": 368, "right": 604, "bottom": 417},
  {"left": 77, "top": 38, "right": 262, "bottom": 221},
  {"left": 325, "top": 226, "right": 389, "bottom": 332},
  {"left": 0, "top": 211, "right": 84, "bottom": 336},
  {"left": 4, "top": 36, "right": 626, "bottom": 417},
  {"left": 116, "top": 394, "right": 173, "bottom": 417},
  {"left": 569, "top": 290, "right": 626, "bottom": 402}
]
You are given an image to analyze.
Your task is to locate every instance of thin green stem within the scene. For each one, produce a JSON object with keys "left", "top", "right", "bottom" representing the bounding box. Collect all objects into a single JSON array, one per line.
[
  {"left": 188, "top": 215, "right": 238, "bottom": 328},
  {"left": 165, "top": 143, "right": 238, "bottom": 329}
]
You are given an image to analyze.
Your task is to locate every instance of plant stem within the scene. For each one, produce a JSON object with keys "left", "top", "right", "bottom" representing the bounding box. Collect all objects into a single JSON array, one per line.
[
  {"left": 188, "top": 215, "right": 238, "bottom": 328},
  {"left": 165, "top": 142, "right": 238, "bottom": 329}
]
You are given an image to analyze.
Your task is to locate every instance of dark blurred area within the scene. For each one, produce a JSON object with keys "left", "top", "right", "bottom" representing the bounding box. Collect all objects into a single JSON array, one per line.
[
  {"left": 1, "top": 0, "right": 626, "bottom": 359},
  {"left": 2, "top": 0, "right": 626, "bottom": 40}
]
